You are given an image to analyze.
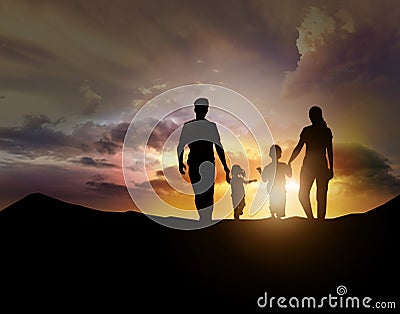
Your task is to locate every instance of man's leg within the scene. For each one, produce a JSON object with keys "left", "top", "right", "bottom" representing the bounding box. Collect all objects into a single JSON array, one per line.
[
  {"left": 198, "top": 184, "right": 214, "bottom": 222},
  {"left": 188, "top": 164, "right": 201, "bottom": 205},
  {"left": 199, "top": 162, "right": 215, "bottom": 223},
  {"left": 189, "top": 162, "right": 215, "bottom": 223}
]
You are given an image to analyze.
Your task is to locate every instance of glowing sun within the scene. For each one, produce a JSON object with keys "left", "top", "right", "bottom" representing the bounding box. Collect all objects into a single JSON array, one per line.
[{"left": 285, "top": 180, "right": 300, "bottom": 192}]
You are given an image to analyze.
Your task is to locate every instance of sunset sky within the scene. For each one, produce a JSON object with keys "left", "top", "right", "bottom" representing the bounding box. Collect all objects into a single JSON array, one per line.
[{"left": 1, "top": 0, "right": 400, "bottom": 220}]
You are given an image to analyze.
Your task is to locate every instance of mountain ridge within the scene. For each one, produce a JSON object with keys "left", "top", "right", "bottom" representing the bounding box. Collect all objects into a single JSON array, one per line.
[
  {"left": 2, "top": 191, "right": 399, "bottom": 222},
  {"left": 0, "top": 192, "right": 398, "bottom": 313}
]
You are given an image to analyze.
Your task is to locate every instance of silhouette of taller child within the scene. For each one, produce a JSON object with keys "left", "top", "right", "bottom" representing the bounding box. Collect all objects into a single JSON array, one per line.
[
  {"left": 288, "top": 106, "right": 334, "bottom": 220},
  {"left": 177, "top": 98, "right": 230, "bottom": 224}
]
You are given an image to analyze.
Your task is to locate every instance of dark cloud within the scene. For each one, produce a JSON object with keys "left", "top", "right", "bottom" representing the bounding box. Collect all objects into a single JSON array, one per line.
[
  {"left": 92, "top": 174, "right": 106, "bottom": 182},
  {"left": 147, "top": 119, "right": 181, "bottom": 151},
  {"left": 0, "top": 114, "right": 130, "bottom": 159},
  {"left": 78, "top": 121, "right": 131, "bottom": 155},
  {"left": 95, "top": 138, "right": 119, "bottom": 155},
  {"left": 110, "top": 122, "right": 129, "bottom": 143},
  {"left": 70, "top": 157, "right": 119, "bottom": 168},
  {"left": 86, "top": 180, "right": 128, "bottom": 197},
  {"left": 0, "top": 114, "right": 71, "bottom": 158},
  {"left": 23, "top": 113, "right": 64, "bottom": 128},
  {"left": 124, "top": 117, "right": 181, "bottom": 151},
  {"left": 334, "top": 142, "right": 400, "bottom": 194}
]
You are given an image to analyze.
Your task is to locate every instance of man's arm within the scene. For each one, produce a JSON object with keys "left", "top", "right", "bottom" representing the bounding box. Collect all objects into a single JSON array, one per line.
[
  {"left": 212, "top": 122, "right": 230, "bottom": 183},
  {"left": 177, "top": 126, "right": 187, "bottom": 175},
  {"left": 215, "top": 145, "right": 230, "bottom": 183}
]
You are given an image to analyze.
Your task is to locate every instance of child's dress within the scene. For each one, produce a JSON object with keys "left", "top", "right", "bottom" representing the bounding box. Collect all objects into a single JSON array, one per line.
[{"left": 230, "top": 176, "right": 246, "bottom": 219}]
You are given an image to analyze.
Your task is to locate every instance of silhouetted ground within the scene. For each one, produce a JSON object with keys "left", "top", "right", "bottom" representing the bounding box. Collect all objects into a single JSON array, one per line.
[{"left": 0, "top": 193, "right": 399, "bottom": 313}]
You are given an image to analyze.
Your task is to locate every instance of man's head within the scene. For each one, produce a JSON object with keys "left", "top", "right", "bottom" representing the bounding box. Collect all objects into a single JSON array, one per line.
[{"left": 194, "top": 97, "right": 209, "bottom": 119}]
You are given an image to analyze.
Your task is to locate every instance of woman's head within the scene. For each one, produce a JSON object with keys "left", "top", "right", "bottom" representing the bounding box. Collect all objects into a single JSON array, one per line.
[{"left": 309, "top": 106, "right": 326, "bottom": 126}]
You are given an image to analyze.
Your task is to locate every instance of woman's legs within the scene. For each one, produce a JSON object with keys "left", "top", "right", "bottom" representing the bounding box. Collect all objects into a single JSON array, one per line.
[
  {"left": 316, "top": 175, "right": 329, "bottom": 220},
  {"left": 299, "top": 167, "right": 315, "bottom": 219}
]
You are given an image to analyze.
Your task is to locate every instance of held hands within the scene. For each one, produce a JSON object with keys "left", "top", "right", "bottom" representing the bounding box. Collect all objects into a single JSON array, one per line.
[
  {"left": 225, "top": 167, "right": 231, "bottom": 184},
  {"left": 179, "top": 162, "right": 186, "bottom": 175}
]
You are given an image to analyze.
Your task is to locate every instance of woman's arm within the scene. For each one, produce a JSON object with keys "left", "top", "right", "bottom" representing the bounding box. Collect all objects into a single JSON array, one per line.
[
  {"left": 288, "top": 138, "right": 305, "bottom": 165},
  {"left": 327, "top": 139, "right": 334, "bottom": 179}
]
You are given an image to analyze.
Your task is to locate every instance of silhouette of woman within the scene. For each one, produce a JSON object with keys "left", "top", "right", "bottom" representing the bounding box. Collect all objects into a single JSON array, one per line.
[{"left": 288, "top": 106, "right": 333, "bottom": 220}]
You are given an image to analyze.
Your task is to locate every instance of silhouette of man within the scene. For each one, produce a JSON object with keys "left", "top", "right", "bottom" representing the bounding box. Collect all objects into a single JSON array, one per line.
[
  {"left": 288, "top": 106, "right": 333, "bottom": 220},
  {"left": 177, "top": 98, "right": 230, "bottom": 224}
]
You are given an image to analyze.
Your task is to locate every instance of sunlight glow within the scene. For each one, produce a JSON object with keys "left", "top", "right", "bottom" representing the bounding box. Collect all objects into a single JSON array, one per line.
[{"left": 285, "top": 180, "right": 300, "bottom": 192}]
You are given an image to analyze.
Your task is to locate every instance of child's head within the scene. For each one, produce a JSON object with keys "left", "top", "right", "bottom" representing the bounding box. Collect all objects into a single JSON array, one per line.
[
  {"left": 231, "top": 164, "right": 246, "bottom": 177},
  {"left": 269, "top": 144, "right": 282, "bottom": 160}
]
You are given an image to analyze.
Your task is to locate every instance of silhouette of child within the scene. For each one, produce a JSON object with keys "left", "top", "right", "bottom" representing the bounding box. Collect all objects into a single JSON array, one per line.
[
  {"left": 230, "top": 164, "right": 257, "bottom": 221},
  {"left": 257, "top": 145, "right": 292, "bottom": 219}
]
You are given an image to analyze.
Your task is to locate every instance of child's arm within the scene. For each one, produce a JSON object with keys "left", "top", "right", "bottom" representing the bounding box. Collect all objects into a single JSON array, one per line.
[
  {"left": 256, "top": 166, "right": 268, "bottom": 182},
  {"left": 244, "top": 179, "right": 257, "bottom": 184},
  {"left": 286, "top": 163, "right": 292, "bottom": 178}
]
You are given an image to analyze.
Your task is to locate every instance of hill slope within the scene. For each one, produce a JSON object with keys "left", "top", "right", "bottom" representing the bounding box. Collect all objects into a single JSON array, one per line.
[{"left": 0, "top": 193, "right": 399, "bottom": 312}]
